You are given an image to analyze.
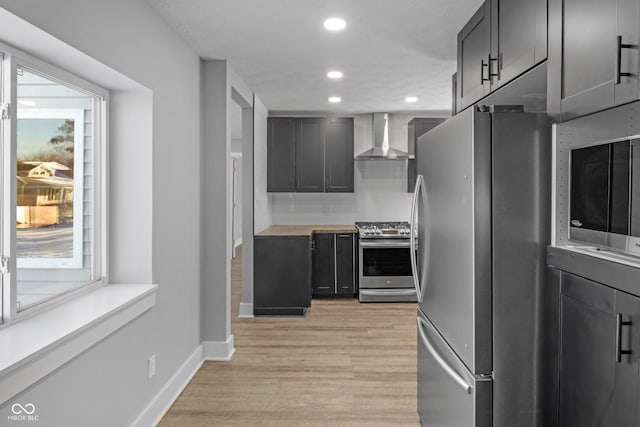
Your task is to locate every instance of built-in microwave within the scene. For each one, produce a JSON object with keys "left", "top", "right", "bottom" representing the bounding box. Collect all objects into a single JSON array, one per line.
[{"left": 568, "top": 137, "right": 640, "bottom": 255}]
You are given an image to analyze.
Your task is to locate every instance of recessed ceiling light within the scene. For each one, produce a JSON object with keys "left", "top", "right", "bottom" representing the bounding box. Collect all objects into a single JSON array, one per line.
[
  {"left": 324, "top": 17, "right": 346, "bottom": 31},
  {"left": 328, "top": 96, "right": 342, "bottom": 103},
  {"left": 18, "top": 100, "right": 36, "bottom": 106},
  {"left": 405, "top": 96, "right": 419, "bottom": 103},
  {"left": 327, "top": 71, "right": 343, "bottom": 79}
]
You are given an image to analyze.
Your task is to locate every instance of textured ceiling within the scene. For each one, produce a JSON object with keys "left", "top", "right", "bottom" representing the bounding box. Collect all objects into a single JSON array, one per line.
[{"left": 147, "top": 0, "right": 484, "bottom": 114}]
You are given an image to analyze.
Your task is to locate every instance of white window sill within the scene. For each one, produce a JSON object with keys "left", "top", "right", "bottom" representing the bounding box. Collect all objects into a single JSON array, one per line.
[{"left": 0, "top": 283, "right": 158, "bottom": 405}]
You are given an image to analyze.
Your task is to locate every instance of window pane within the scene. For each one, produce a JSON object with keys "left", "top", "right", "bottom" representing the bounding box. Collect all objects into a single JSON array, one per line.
[
  {"left": 0, "top": 56, "right": 4, "bottom": 323},
  {"left": 16, "top": 67, "right": 98, "bottom": 311}
]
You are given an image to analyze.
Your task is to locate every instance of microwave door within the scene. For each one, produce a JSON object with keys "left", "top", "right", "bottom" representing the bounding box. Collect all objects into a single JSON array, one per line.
[
  {"left": 569, "top": 139, "right": 631, "bottom": 249},
  {"left": 609, "top": 141, "right": 631, "bottom": 235},
  {"left": 631, "top": 139, "right": 640, "bottom": 237}
]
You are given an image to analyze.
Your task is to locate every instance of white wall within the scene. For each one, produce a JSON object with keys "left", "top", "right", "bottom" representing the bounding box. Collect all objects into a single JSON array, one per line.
[
  {"left": 0, "top": 2, "right": 202, "bottom": 426},
  {"left": 270, "top": 113, "right": 447, "bottom": 224},
  {"left": 201, "top": 61, "right": 258, "bottom": 345}
]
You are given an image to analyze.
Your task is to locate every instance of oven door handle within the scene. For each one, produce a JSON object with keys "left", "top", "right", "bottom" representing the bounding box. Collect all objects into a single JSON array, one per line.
[
  {"left": 410, "top": 174, "right": 426, "bottom": 302},
  {"left": 358, "top": 240, "right": 410, "bottom": 248}
]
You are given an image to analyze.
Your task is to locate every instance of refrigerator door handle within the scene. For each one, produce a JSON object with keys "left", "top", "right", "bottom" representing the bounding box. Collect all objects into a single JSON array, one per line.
[
  {"left": 410, "top": 174, "right": 426, "bottom": 302},
  {"left": 360, "top": 289, "right": 417, "bottom": 296},
  {"left": 417, "top": 316, "right": 473, "bottom": 394}
]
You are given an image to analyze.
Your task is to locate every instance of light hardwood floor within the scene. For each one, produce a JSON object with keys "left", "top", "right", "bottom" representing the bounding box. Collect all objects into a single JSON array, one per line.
[{"left": 159, "top": 246, "right": 420, "bottom": 426}]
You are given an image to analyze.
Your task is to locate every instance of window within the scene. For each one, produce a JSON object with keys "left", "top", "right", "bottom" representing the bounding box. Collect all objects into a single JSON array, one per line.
[{"left": 0, "top": 44, "right": 107, "bottom": 322}]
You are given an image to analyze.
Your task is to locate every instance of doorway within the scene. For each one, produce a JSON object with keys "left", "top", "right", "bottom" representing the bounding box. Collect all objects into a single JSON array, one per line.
[
  {"left": 229, "top": 88, "right": 254, "bottom": 322},
  {"left": 230, "top": 101, "right": 243, "bottom": 260}
]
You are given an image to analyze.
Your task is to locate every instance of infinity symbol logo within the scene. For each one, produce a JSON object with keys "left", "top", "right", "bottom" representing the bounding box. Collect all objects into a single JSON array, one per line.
[{"left": 11, "top": 403, "right": 35, "bottom": 415}]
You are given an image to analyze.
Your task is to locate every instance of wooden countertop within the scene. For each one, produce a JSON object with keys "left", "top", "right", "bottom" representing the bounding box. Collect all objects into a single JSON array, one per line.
[{"left": 255, "top": 225, "right": 358, "bottom": 237}]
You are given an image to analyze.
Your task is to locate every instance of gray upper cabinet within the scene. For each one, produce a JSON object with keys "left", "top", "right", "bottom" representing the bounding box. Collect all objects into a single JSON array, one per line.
[
  {"left": 457, "top": 0, "right": 547, "bottom": 112},
  {"left": 491, "top": 0, "right": 548, "bottom": 89},
  {"left": 407, "top": 118, "right": 445, "bottom": 192},
  {"left": 325, "top": 117, "right": 354, "bottom": 192},
  {"left": 296, "top": 118, "right": 325, "bottom": 192},
  {"left": 267, "top": 116, "right": 354, "bottom": 193},
  {"left": 548, "top": 0, "right": 640, "bottom": 120},
  {"left": 457, "top": 2, "right": 491, "bottom": 112},
  {"left": 267, "top": 117, "right": 296, "bottom": 192}
]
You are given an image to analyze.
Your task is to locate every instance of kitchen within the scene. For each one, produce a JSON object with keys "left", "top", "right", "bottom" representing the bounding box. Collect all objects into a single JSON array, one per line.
[{"left": 0, "top": 1, "right": 639, "bottom": 426}]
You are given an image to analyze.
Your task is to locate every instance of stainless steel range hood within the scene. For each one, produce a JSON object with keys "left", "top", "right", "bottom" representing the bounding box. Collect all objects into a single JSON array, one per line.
[{"left": 355, "top": 113, "right": 413, "bottom": 161}]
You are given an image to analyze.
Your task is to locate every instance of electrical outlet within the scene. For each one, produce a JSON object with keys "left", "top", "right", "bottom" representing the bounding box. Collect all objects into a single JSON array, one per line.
[{"left": 148, "top": 354, "right": 156, "bottom": 379}]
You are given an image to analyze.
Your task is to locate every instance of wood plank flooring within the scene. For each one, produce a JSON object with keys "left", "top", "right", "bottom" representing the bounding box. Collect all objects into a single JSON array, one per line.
[{"left": 159, "top": 247, "right": 420, "bottom": 426}]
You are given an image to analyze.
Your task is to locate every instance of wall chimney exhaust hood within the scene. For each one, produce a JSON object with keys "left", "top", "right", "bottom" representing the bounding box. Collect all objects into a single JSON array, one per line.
[{"left": 355, "top": 113, "right": 413, "bottom": 161}]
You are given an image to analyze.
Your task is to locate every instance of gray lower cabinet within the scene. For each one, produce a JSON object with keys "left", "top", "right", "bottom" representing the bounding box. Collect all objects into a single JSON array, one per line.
[
  {"left": 311, "top": 233, "right": 355, "bottom": 298},
  {"left": 557, "top": 271, "right": 640, "bottom": 426},
  {"left": 311, "top": 233, "right": 334, "bottom": 297},
  {"left": 548, "top": 0, "right": 640, "bottom": 120},
  {"left": 254, "top": 236, "right": 311, "bottom": 315},
  {"left": 267, "top": 117, "right": 354, "bottom": 193},
  {"left": 335, "top": 234, "right": 355, "bottom": 295}
]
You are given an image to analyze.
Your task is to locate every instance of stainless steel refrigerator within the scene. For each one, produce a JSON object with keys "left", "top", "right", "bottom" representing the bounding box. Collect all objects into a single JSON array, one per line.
[{"left": 409, "top": 106, "right": 550, "bottom": 426}]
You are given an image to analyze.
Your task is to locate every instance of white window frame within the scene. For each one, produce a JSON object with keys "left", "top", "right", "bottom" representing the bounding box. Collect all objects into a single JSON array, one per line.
[{"left": 0, "top": 41, "right": 108, "bottom": 323}]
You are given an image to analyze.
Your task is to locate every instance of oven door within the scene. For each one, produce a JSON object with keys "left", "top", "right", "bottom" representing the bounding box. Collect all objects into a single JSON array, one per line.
[{"left": 359, "top": 239, "right": 413, "bottom": 288}]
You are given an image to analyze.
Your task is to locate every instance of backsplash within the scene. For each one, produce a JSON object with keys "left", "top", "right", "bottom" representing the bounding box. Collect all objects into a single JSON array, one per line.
[{"left": 270, "top": 157, "right": 413, "bottom": 224}]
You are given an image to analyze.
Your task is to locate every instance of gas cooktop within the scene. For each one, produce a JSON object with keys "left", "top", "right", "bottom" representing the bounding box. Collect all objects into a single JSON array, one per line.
[{"left": 355, "top": 221, "right": 411, "bottom": 238}]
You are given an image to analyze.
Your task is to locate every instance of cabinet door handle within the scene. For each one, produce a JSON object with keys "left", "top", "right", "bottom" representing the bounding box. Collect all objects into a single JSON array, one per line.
[
  {"left": 615, "top": 35, "right": 639, "bottom": 84},
  {"left": 480, "top": 59, "right": 489, "bottom": 83},
  {"left": 616, "top": 313, "right": 633, "bottom": 363},
  {"left": 487, "top": 54, "right": 499, "bottom": 79}
]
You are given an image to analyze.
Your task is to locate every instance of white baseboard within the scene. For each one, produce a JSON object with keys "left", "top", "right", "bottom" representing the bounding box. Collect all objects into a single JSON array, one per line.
[
  {"left": 131, "top": 344, "right": 204, "bottom": 427},
  {"left": 202, "top": 335, "right": 235, "bottom": 361},
  {"left": 131, "top": 337, "right": 235, "bottom": 426},
  {"left": 233, "top": 238, "right": 242, "bottom": 249},
  {"left": 238, "top": 302, "right": 254, "bottom": 318}
]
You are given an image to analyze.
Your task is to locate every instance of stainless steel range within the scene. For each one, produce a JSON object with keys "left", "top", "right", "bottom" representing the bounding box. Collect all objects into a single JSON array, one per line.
[{"left": 355, "top": 222, "right": 417, "bottom": 302}]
